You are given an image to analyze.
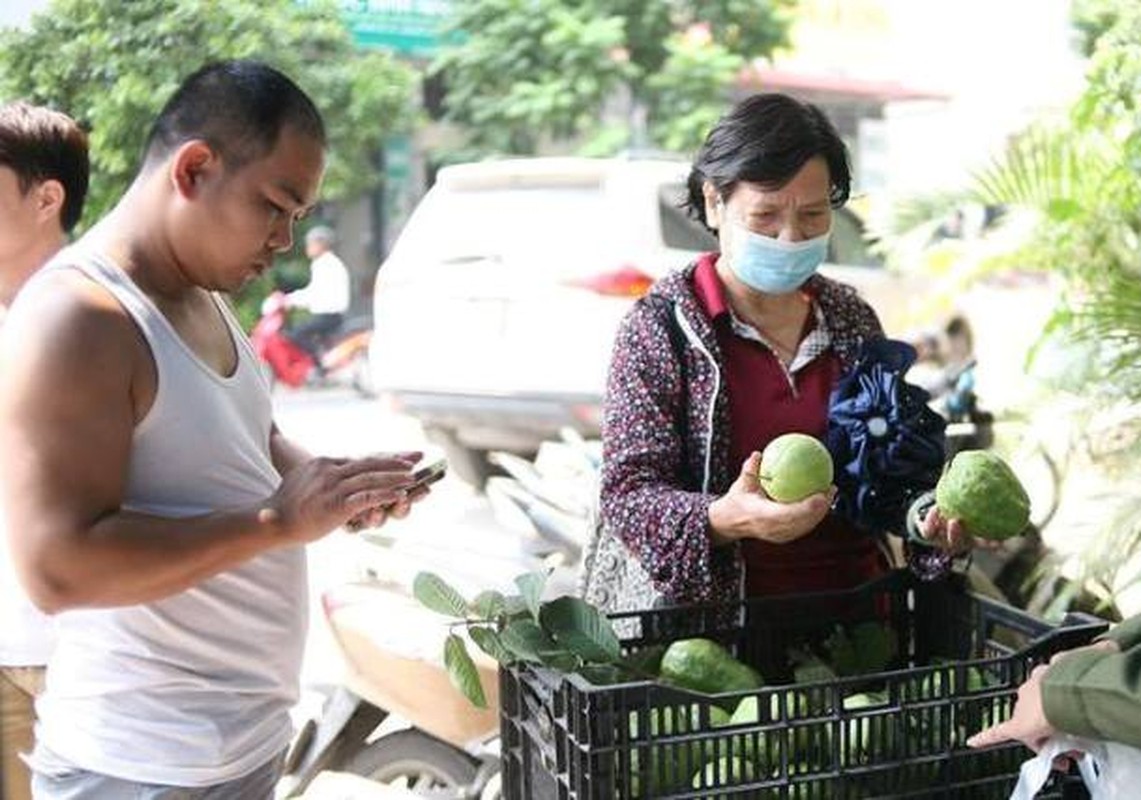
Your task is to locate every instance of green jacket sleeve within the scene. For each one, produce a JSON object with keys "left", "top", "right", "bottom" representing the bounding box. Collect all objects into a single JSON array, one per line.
[
  {"left": 1102, "top": 614, "right": 1141, "bottom": 650},
  {"left": 1042, "top": 622, "right": 1141, "bottom": 749}
]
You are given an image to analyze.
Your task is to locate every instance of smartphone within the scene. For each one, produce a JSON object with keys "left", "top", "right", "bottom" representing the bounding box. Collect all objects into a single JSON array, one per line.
[{"left": 409, "top": 458, "right": 447, "bottom": 491}]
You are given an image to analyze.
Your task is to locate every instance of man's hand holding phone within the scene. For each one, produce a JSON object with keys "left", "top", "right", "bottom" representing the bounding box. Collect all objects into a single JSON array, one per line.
[{"left": 343, "top": 456, "right": 447, "bottom": 532}]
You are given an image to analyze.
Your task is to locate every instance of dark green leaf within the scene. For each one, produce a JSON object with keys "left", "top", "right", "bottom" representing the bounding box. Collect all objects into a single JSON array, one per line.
[
  {"left": 577, "top": 663, "right": 637, "bottom": 685},
  {"left": 500, "top": 619, "right": 557, "bottom": 663},
  {"left": 444, "top": 634, "right": 487, "bottom": 708},
  {"left": 539, "top": 596, "right": 622, "bottom": 663},
  {"left": 540, "top": 652, "right": 581, "bottom": 672},
  {"left": 469, "top": 626, "right": 514, "bottom": 664},
  {"left": 514, "top": 572, "right": 546, "bottom": 621},
  {"left": 413, "top": 572, "right": 469, "bottom": 618}
]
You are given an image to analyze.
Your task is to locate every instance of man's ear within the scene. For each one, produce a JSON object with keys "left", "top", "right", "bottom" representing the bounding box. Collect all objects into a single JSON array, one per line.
[
  {"left": 33, "top": 179, "right": 65, "bottom": 224},
  {"left": 170, "top": 140, "right": 218, "bottom": 199},
  {"left": 702, "top": 180, "right": 722, "bottom": 230}
]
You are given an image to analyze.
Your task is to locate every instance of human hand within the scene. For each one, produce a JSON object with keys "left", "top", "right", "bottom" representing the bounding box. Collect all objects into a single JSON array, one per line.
[
  {"left": 259, "top": 452, "right": 421, "bottom": 543},
  {"left": 708, "top": 451, "right": 835, "bottom": 545},
  {"left": 918, "top": 505, "right": 986, "bottom": 556},
  {"left": 342, "top": 475, "right": 434, "bottom": 533},
  {"left": 967, "top": 664, "right": 1054, "bottom": 752}
]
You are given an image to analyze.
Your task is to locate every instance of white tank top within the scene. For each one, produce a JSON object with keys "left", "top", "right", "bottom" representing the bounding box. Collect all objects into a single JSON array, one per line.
[{"left": 32, "top": 249, "right": 306, "bottom": 785}]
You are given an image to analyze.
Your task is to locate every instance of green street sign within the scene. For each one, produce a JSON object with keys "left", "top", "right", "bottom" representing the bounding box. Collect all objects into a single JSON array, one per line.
[{"left": 338, "top": 0, "right": 454, "bottom": 57}]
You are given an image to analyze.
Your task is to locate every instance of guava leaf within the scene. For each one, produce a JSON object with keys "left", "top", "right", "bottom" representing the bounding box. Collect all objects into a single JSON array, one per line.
[
  {"left": 540, "top": 651, "right": 581, "bottom": 672},
  {"left": 444, "top": 634, "right": 486, "bottom": 708},
  {"left": 540, "top": 596, "right": 622, "bottom": 663},
  {"left": 824, "top": 621, "right": 898, "bottom": 676},
  {"left": 502, "top": 595, "right": 530, "bottom": 617},
  {"left": 469, "top": 626, "right": 514, "bottom": 664},
  {"left": 470, "top": 590, "right": 506, "bottom": 619},
  {"left": 413, "top": 571, "right": 468, "bottom": 618},
  {"left": 514, "top": 572, "right": 546, "bottom": 620},
  {"left": 578, "top": 663, "right": 639, "bottom": 686},
  {"left": 500, "top": 619, "right": 557, "bottom": 663}
]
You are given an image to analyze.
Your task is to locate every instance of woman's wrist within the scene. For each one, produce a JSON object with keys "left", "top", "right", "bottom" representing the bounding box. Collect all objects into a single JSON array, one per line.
[{"left": 707, "top": 496, "right": 743, "bottom": 545}]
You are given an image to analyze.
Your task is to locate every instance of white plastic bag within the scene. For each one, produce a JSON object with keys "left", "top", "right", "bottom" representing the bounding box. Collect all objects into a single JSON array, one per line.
[{"left": 1009, "top": 734, "right": 1141, "bottom": 800}]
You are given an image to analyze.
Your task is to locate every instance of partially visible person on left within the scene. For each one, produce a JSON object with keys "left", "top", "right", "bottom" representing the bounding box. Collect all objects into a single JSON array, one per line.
[{"left": 0, "top": 100, "right": 89, "bottom": 800}]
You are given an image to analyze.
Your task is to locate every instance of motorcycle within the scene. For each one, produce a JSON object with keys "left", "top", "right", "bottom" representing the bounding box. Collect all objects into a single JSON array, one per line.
[
  {"left": 250, "top": 290, "right": 374, "bottom": 397},
  {"left": 278, "top": 578, "right": 502, "bottom": 799}
]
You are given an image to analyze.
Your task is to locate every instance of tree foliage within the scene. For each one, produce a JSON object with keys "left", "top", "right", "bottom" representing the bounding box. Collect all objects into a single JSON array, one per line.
[
  {"left": 0, "top": 0, "right": 419, "bottom": 225},
  {"left": 1071, "top": 0, "right": 1124, "bottom": 57},
  {"left": 434, "top": 0, "right": 797, "bottom": 157},
  {"left": 971, "top": 4, "right": 1141, "bottom": 396},
  {"left": 645, "top": 29, "right": 745, "bottom": 153},
  {"left": 432, "top": 0, "right": 631, "bottom": 155}
]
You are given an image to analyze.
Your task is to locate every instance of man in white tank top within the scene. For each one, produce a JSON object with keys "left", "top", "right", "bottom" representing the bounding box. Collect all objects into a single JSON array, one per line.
[
  {"left": 0, "top": 102, "right": 89, "bottom": 800},
  {"left": 0, "top": 61, "right": 428, "bottom": 799}
]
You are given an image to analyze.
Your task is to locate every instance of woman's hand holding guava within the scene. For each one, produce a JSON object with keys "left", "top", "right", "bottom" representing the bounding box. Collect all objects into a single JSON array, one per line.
[
  {"left": 920, "top": 451, "right": 1030, "bottom": 554},
  {"left": 918, "top": 506, "right": 976, "bottom": 555},
  {"left": 709, "top": 451, "right": 835, "bottom": 545}
]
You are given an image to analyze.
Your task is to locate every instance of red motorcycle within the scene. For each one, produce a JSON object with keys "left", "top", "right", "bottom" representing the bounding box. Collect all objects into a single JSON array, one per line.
[{"left": 250, "top": 291, "right": 374, "bottom": 396}]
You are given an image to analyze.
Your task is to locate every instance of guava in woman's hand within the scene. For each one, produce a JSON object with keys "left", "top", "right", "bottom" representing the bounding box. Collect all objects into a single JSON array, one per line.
[{"left": 709, "top": 452, "right": 835, "bottom": 545}]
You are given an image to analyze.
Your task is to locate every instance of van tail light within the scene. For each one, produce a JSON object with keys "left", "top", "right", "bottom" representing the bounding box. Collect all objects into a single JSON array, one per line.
[
  {"left": 571, "top": 403, "right": 602, "bottom": 429},
  {"left": 567, "top": 264, "right": 654, "bottom": 298}
]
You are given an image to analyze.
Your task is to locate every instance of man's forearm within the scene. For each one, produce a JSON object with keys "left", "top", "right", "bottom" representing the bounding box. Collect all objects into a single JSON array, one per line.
[{"left": 21, "top": 506, "right": 284, "bottom": 613}]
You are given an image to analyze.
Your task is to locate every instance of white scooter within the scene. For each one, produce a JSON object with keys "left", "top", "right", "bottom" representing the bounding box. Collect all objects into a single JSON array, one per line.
[{"left": 279, "top": 576, "right": 503, "bottom": 799}]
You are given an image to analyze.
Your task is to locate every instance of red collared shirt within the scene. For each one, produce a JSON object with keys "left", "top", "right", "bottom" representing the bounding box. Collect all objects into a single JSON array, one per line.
[{"left": 692, "top": 254, "right": 885, "bottom": 596}]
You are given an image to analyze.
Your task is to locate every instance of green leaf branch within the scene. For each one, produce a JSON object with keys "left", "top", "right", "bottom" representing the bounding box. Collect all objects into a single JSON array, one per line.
[{"left": 413, "top": 569, "right": 648, "bottom": 708}]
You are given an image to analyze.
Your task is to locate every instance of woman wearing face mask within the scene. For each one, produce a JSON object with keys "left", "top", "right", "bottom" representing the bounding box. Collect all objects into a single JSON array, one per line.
[{"left": 589, "top": 93, "right": 896, "bottom": 610}]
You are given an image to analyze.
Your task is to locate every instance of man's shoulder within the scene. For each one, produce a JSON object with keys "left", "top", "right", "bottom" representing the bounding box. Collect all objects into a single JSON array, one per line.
[{"left": 7, "top": 262, "right": 140, "bottom": 359}]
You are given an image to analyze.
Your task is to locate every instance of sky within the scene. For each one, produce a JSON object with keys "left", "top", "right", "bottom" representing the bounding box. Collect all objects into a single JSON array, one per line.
[{"left": 0, "top": 0, "right": 49, "bottom": 30}]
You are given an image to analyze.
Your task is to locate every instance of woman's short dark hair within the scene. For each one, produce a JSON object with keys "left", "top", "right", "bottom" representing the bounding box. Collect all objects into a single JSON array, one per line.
[
  {"left": 0, "top": 102, "right": 90, "bottom": 233},
  {"left": 685, "top": 93, "right": 851, "bottom": 232}
]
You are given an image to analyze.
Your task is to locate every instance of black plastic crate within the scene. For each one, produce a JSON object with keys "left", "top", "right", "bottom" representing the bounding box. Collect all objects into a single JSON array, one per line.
[{"left": 500, "top": 570, "right": 1107, "bottom": 799}]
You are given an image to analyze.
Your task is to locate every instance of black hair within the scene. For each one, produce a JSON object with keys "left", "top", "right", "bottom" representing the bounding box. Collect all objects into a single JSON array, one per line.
[
  {"left": 0, "top": 102, "right": 90, "bottom": 232},
  {"left": 143, "top": 60, "right": 325, "bottom": 172},
  {"left": 684, "top": 93, "right": 851, "bottom": 233},
  {"left": 945, "top": 315, "right": 973, "bottom": 352}
]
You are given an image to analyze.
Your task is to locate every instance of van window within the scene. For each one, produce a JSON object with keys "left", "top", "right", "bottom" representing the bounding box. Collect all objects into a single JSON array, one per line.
[{"left": 658, "top": 184, "right": 717, "bottom": 252}]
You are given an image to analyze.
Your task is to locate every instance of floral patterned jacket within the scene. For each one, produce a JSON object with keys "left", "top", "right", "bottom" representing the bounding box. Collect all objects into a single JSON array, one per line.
[{"left": 598, "top": 260, "right": 885, "bottom": 607}]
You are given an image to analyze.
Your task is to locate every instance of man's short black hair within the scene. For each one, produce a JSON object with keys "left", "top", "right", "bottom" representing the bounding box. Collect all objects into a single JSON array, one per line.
[
  {"left": 143, "top": 60, "right": 326, "bottom": 172},
  {"left": 685, "top": 93, "right": 852, "bottom": 233},
  {"left": 0, "top": 102, "right": 90, "bottom": 232}
]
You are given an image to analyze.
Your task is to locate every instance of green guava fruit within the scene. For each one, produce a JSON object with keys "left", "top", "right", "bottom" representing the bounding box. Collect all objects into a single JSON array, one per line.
[
  {"left": 935, "top": 450, "right": 1030, "bottom": 540},
  {"left": 758, "top": 433, "right": 834, "bottom": 502},
  {"left": 659, "top": 638, "right": 763, "bottom": 697},
  {"left": 692, "top": 755, "right": 757, "bottom": 790}
]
